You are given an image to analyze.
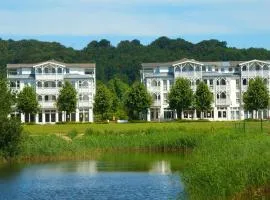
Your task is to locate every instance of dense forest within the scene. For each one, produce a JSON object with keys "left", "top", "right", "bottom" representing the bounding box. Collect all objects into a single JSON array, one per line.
[{"left": 1, "top": 37, "right": 270, "bottom": 83}]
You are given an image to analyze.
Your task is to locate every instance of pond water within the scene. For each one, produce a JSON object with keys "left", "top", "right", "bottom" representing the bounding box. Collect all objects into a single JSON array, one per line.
[{"left": 0, "top": 152, "right": 187, "bottom": 200}]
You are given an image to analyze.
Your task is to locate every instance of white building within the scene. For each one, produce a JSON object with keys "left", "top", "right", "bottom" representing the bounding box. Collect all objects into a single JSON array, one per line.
[
  {"left": 7, "top": 60, "right": 96, "bottom": 124},
  {"left": 141, "top": 59, "right": 270, "bottom": 121}
]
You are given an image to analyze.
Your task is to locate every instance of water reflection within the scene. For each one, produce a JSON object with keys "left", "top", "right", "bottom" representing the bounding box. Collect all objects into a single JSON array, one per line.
[
  {"left": 149, "top": 160, "right": 172, "bottom": 175},
  {"left": 0, "top": 152, "right": 186, "bottom": 200}
]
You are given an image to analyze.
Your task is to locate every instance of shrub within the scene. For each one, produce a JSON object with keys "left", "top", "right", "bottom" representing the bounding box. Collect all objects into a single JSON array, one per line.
[
  {"left": 0, "top": 118, "right": 23, "bottom": 159},
  {"left": 67, "top": 129, "right": 78, "bottom": 139}
]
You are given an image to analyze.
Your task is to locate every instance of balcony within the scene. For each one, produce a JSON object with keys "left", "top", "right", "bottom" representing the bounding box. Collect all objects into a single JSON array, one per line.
[
  {"left": 39, "top": 101, "right": 57, "bottom": 109},
  {"left": 78, "top": 101, "right": 93, "bottom": 108},
  {"left": 35, "top": 74, "right": 64, "bottom": 80},
  {"left": 36, "top": 87, "right": 59, "bottom": 95},
  {"left": 152, "top": 101, "right": 161, "bottom": 107},
  {"left": 216, "top": 99, "right": 230, "bottom": 106}
]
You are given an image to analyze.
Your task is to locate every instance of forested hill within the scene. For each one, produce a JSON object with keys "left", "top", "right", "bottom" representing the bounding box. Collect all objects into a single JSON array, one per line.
[{"left": 1, "top": 37, "right": 270, "bottom": 83}]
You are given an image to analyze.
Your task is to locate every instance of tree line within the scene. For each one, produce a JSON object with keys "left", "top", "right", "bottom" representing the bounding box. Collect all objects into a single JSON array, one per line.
[{"left": 1, "top": 37, "right": 270, "bottom": 83}]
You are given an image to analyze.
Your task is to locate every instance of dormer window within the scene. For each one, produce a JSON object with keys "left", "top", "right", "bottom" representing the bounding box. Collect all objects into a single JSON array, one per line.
[{"left": 57, "top": 68, "right": 62, "bottom": 74}]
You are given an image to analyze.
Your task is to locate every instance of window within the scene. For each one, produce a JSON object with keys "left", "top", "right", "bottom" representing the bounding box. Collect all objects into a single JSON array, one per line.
[
  {"left": 202, "top": 66, "right": 206, "bottom": 72},
  {"left": 85, "top": 69, "right": 94, "bottom": 75},
  {"left": 218, "top": 111, "right": 222, "bottom": 118},
  {"left": 195, "top": 66, "right": 200, "bottom": 72},
  {"left": 208, "top": 66, "right": 212, "bottom": 72},
  {"left": 221, "top": 67, "right": 225, "bottom": 72},
  {"left": 45, "top": 95, "right": 49, "bottom": 102},
  {"left": 37, "top": 68, "right": 42, "bottom": 74},
  {"left": 163, "top": 93, "right": 168, "bottom": 104},
  {"left": 229, "top": 67, "right": 233, "bottom": 72},
  {"left": 51, "top": 82, "right": 56, "bottom": 88},
  {"left": 175, "top": 66, "right": 180, "bottom": 72},
  {"left": 221, "top": 79, "right": 226, "bottom": 85},
  {"left": 236, "top": 79, "right": 240, "bottom": 89},
  {"left": 242, "top": 65, "right": 247, "bottom": 71},
  {"left": 38, "top": 95, "right": 42, "bottom": 101},
  {"left": 51, "top": 68, "right": 56, "bottom": 74},
  {"left": 210, "top": 79, "right": 213, "bottom": 85},
  {"left": 243, "top": 79, "right": 247, "bottom": 85},
  {"left": 163, "top": 80, "right": 167, "bottom": 91},
  {"left": 66, "top": 68, "right": 70, "bottom": 74},
  {"left": 223, "top": 111, "right": 227, "bottom": 118},
  {"left": 83, "top": 95, "right": 89, "bottom": 101},
  {"left": 37, "top": 81, "right": 42, "bottom": 88},
  {"left": 204, "top": 79, "right": 207, "bottom": 84},
  {"left": 151, "top": 80, "right": 158, "bottom": 87},
  {"left": 220, "top": 93, "right": 226, "bottom": 99},
  {"left": 256, "top": 65, "right": 260, "bottom": 71},
  {"left": 57, "top": 68, "right": 62, "bottom": 74},
  {"left": 51, "top": 95, "right": 56, "bottom": 101},
  {"left": 216, "top": 80, "right": 219, "bottom": 85},
  {"left": 44, "top": 68, "right": 49, "bottom": 74},
  {"left": 57, "top": 81, "right": 62, "bottom": 87}
]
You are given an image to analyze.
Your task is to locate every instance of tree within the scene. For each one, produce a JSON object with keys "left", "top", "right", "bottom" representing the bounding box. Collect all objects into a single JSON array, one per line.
[
  {"left": 0, "top": 79, "right": 15, "bottom": 120},
  {"left": 195, "top": 81, "right": 213, "bottom": 119},
  {"left": 243, "top": 77, "right": 269, "bottom": 119},
  {"left": 56, "top": 81, "right": 77, "bottom": 121},
  {"left": 124, "top": 82, "right": 152, "bottom": 120},
  {"left": 168, "top": 78, "right": 194, "bottom": 119},
  {"left": 17, "top": 85, "right": 39, "bottom": 122},
  {"left": 94, "top": 83, "right": 113, "bottom": 120},
  {"left": 0, "top": 78, "right": 22, "bottom": 159}
]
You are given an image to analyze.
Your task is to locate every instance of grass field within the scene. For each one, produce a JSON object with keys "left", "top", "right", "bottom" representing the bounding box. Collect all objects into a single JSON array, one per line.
[{"left": 4, "top": 121, "right": 270, "bottom": 199}]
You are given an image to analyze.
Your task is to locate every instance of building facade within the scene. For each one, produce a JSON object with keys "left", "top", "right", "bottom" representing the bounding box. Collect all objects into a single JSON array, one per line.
[
  {"left": 7, "top": 60, "right": 96, "bottom": 124},
  {"left": 141, "top": 59, "right": 270, "bottom": 121}
]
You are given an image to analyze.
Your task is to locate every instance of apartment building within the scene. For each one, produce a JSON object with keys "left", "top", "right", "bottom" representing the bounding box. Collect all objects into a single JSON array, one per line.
[
  {"left": 141, "top": 59, "right": 270, "bottom": 121},
  {"left": 7, "top": 60, "right": 95, "bottom": 123}
]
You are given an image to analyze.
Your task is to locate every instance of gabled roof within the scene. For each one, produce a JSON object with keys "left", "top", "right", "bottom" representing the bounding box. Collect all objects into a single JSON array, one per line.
[
  {"left": 7, "top": 60, "right": 96, "bottom": 69},
  {"left": 239, "top": 59, "right": 270, "bottom": 66}
]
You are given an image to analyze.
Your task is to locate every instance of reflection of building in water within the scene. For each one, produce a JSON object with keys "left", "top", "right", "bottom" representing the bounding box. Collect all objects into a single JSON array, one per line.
[
  {"left": 149, "top": 160, "right": 171, "bottom": 175},
  {"left": 76, "top": 161, "right": 97, "bottom": 175}
]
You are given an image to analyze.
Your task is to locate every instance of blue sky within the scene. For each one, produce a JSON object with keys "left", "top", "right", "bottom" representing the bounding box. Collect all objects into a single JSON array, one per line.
[{"left": 0, "top": 0, "right": 269, "bottom": 50}]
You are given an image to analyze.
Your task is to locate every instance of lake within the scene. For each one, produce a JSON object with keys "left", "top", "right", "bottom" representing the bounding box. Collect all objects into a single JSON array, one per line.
[{"left": 0, "top": 152, "right": 186, "bottom": 200}]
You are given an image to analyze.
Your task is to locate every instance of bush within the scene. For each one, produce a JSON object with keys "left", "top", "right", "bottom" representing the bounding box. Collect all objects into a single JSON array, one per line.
[
  {"left": 67, "top": 129, "right": 78, "bottom": 139},
  {"left": 0, "top": 118, "right": 23, "bottom": 159}
]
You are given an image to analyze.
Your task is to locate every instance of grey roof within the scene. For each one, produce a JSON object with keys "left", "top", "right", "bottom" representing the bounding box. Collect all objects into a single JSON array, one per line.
[
  {"left": 142, "top": 58, "right": 270, "bottom": 68},
  {"left": 7, "top": 60, "right": 95, "bottom": 69},
  {"left": 8, "top": 74, "right": 34, "bottom": 79}
]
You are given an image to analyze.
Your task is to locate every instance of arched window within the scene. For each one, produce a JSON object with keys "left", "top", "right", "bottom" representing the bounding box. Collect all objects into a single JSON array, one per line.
[
  {"left": 217, "top": 94, "right": 220, "bottom": 99},
  {"left": 256, "top": 65, "right": 260, "bottom": 71},
  {"left": 44, "top": 67, "right": 49, "bottom": 74},
  {"left": 57, "top": 81, "right": 63, "bottom": 88},
  {"left": 151, "top": 80, "right": 158, "bottom": 87},
  {"left": 57, "top": 68, "right": 62, "bottom": 74},
  {"left": 45, "top": 95, "right": 49, "bottom": 102},
  {"left": 51, "top": 95, "right": 56, "bottom": 101},
  {"left": 82, "top": 81, "right": 89, "bottom": 87},
  {"left": 157, "top": 81, "right": 161, "bottom": 87},
  {"left": 242, "top": 65, "right": 247, "bottom": 71},
  {"left": 188, "top": 65, "right": 193, "bottom": 71},
  {"left": 152, "top": 94, "right": 157, "bottom": 101},
  {"left": 37, "top": 68, "right": 42, "bottom": 74},
  {"left": 83, "top": 95, "right": 89, "bottom": 101},
  {"left": 37, "top": 81, "right": 42, "bottom": 88},
  {"left": 195, "top": 66, "right": 200, "bottom": 72},
  {"left": 51, "top": 81, "right": 56, "bottom": 88},
  {"left": 263, "top": 65, "right": 269, "bottom": 71},
  {"left": 243, "top": 79, "right": 247, "bottom": 85},
  {"left": 51, "top": 68, "right": 56, "bottom": 74},
  {"left": 182, "top": 67, "right": 187, "bottom": 72},
  {"left": 175, "top": 66, "right": 180, "bottom": 72},
  {"left": 44, "top": 82, "right": 49, "bottom": 88},
  {"left": 38, "top": 95, "right": 42, "bottom": 101},
  {"left": 221, "top": 79, "right": 226, "bottom": 85},
  {"left": 216, "top": 80, "right": 220, "bottom": 85},
  {"left": 220, "top": 92, "right": 226, "bottom": 99},
  {"left": 157, "top": 95, "right": 161, "bottom": 100}
]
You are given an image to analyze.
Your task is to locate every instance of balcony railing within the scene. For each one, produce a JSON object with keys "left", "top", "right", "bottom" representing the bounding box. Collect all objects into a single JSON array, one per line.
[
  {"left": 216, "top": 99, "right": 230, "bottom": 106},
  {"left": 152, "top": 101, "right": 161, "bottom": 107}
]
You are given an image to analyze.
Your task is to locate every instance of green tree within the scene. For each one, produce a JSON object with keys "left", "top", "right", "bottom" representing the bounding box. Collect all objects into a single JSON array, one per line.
[
  {"left": 17, "top": 85, "right": 39, "bottom": 122},
  {"left": 56, "top": 81, "right": 77, "bottom": 121},
  {"left": 168, "top": 78, "right": 194, "bottom": 119},
  {"left": 0, "top": 78, "right": 23, "bottom": 159},
  {"left": 124, "top": 82, "right": 152, "bottom": 120},
  {"left": 94, "top": 83, "right": 113, "bottom": 120},
  {"left": 195, "top": 81, "right": 213, "bottom": 119},
  {"left": 243, "top": 77, "right": 269, "bottom": 119},
  {"left": 0, "top": 79, "right": 15, "bottom": 120}
]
